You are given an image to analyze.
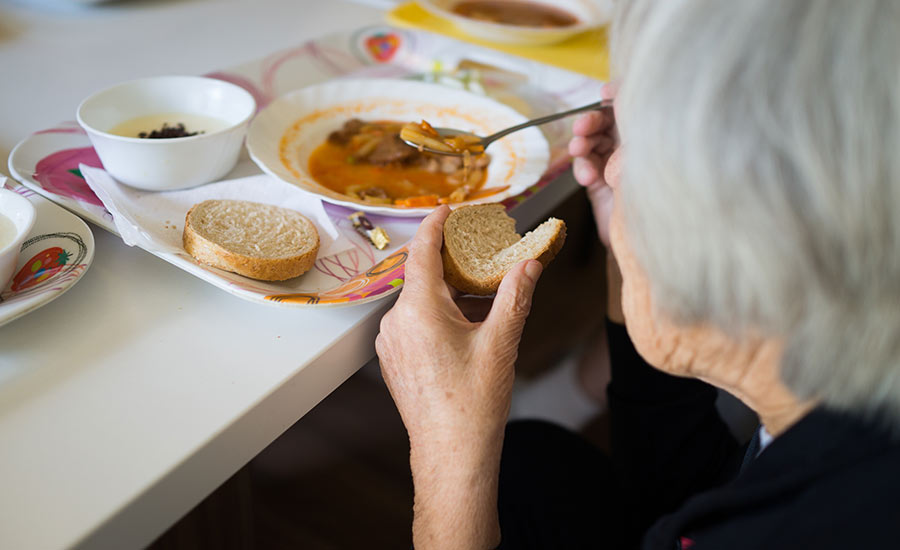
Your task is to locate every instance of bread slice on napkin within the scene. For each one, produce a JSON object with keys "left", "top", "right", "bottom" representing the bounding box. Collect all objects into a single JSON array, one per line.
[
  {"left": 441, "top": 204, "right": 566, "bottom": 295},
  {"left": 183, "top": 199, "right": 319, "bottom": 281}
]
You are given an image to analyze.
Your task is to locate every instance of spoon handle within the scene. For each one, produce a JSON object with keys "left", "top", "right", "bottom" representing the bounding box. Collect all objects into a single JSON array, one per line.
[{"left": 483, "top": 98, "right": 613, "bottom": 147}]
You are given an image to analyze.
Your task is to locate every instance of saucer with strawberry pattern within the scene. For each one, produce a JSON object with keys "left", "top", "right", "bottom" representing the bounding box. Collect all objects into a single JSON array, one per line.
[{"left": 0, "top": 178, "right": 94, "bottom": 328}]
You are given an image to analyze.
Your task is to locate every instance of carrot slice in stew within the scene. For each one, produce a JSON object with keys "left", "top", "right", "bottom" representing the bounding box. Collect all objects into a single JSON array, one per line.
[{"left": 395, "top": 195, "right": 440, "bottom": 207}]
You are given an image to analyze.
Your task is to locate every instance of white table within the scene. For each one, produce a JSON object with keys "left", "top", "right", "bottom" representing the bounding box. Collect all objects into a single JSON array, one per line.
[{"left": 0, "top": 1, "right": 579, "bottom": 548}]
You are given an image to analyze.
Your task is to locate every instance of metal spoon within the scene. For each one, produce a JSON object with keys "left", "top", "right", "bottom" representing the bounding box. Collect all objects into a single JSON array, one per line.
[{"left": 402, "top": 98, "right": 613, "bottom": 156}]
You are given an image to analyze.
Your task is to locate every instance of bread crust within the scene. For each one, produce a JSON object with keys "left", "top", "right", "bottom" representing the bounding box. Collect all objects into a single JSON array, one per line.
[
  {"left": 441, "top": 205, "right": 566, "bottom": 295},
  {"left": 183, "top": 202, "right": 319, "bottom": 281}
]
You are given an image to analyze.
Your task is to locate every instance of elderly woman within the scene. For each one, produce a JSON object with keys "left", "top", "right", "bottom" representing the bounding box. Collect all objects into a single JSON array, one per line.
[{"left": 376, "top": 0, "right": 900, "bottom": 548}]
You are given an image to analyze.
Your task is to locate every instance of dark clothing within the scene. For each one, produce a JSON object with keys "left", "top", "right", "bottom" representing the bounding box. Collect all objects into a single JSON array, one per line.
[
  {"left": 498, "top": 321, "right": 900, "bottom": 549},
  {"left": 498, "top": 420, "right": 622, "bottom": 549}
]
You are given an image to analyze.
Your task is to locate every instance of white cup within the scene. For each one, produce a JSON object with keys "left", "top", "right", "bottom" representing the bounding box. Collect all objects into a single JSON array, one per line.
[{"left": 0, "top": 187, "right": 37, "bottom": 290}]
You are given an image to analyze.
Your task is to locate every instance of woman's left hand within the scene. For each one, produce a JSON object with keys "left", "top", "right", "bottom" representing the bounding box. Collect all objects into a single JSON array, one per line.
[
  {"left": 378, "top": 204, "right": 542, "bottom": 452},
  {"left": 376, "top": 205, "right": 543, "bottom": 549},
  {"left": 569, "top": 83, "right": 618, "bottom": 247}
]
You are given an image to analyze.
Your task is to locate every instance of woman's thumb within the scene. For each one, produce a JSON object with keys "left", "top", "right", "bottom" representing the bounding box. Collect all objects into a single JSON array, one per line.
[{"left": 484, "top": 260, "right": 543, "bottom": 343}]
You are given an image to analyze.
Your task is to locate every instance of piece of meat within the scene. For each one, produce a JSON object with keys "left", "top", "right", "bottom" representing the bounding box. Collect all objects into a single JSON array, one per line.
[
  {"left": 440, "top": 155, "right": 465, "bottom": 173},
  {"left": 367, "top": 134, "right": 417, "bottom": 165},
  {"left": 357, "top": 186, "right": 389, "bottom": 200},
  {"left": 328, "top": 119, "right": 366, "bottom": 145},
  {"left": 420, "top": 157, "right": 442, "bottom": 173}
]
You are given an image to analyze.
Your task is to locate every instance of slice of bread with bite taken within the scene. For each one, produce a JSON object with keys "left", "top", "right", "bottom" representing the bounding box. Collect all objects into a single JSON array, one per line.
[
  {"left": 441, "top": 204, "right": 566, "bottom": 295},
  {"left": 183, "top": 199, "right": 319, "bottom": 281}
]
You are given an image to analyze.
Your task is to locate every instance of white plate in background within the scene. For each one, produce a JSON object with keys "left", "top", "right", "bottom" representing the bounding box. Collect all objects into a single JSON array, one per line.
[{"left": 418, "top": 0, "right": 612, "bottom": 46}]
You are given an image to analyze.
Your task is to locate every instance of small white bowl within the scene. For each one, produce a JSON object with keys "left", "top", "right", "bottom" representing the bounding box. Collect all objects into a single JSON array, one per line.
[
  {"left": 419, "top": 0, "right": 612, "bottom": 46},
  {"left": 77, "top": 76, "right": 256, "bottom": 191},
  {"left": 0, "top": 188, "right": 37, "bottom": 290}
]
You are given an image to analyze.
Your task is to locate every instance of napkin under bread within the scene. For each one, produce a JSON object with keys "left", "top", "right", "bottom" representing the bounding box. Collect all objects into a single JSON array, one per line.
[{"left": 80, "top": 165, "right": 351, "bottom": 259}]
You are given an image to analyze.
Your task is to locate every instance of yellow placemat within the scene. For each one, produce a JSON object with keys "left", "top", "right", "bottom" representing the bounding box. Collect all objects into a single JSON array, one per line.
[{"left": 387, "top": 2, "right": 609, "bottom": 81}]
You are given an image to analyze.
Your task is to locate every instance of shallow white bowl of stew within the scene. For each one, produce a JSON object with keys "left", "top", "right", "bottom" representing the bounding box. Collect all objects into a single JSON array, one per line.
[
  {"left": 419, "top": 0, "right": 612, "bottom": 46},
  {"left": 246, "top": 78, "right": 549, "bottom": 218},
  {"left": 77, "top": 76, "right": 256, "bottom": 191}
]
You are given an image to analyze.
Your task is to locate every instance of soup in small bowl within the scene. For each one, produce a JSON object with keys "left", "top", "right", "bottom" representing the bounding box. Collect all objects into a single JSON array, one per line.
[{"left": 77, "top": 76, "right": 256, "bottom": 191}]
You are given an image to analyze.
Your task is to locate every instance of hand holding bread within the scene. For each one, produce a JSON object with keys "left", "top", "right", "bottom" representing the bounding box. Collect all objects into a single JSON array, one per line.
[
  {"left": 376, "top": 204, "right": 562, "bottom": 550},
  {"left": 441, "top": 204, "right": 565, "bottom": 295}
]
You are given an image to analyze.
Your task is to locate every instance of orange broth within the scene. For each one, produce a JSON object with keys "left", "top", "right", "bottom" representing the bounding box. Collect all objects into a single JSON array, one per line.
[
  {"left": 452, "top": 1, "right": 578, "bottom": 28},
  {"left": 307, "top": 121, "right": 495, "bottom": 205}
]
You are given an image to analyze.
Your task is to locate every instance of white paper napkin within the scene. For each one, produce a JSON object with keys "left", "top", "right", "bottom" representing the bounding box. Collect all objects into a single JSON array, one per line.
[{"left": 80, "top": 165, "right": 351, "bottom": 259}]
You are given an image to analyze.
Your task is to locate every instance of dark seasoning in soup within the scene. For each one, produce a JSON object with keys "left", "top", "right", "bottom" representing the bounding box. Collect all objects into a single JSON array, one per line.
[
  {"left": 138, "top": 123, "right": 200, "bottom": 139},
  {"left": 452, "top": 1, "right": 579, "bottom": 28}
]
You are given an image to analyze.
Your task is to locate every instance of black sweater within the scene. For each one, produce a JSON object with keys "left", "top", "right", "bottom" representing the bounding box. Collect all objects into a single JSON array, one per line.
[{"left": 606, "top": 321, "right": 900, "bottom": 549}]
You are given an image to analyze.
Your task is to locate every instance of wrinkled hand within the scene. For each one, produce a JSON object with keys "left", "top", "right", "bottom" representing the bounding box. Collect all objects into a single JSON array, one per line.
[
  {"left": 377, "top": 206, "right": 543, "bottom": 454},
  {"left": 377, "top": 206, "right": 543, "bottom": 549},
  {"left": 569, "top": 83, "right": 619, "bottom": 247}
]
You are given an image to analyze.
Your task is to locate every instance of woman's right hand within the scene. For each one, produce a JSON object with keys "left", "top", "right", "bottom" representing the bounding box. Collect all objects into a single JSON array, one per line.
[{"left": 568, "top": 84, "right": 619, "bottom": 247}]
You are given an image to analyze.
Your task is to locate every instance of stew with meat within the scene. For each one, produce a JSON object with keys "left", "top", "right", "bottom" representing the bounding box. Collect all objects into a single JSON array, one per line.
[{"left": 309, "top": 119, "right": 501, "bottom": 207}]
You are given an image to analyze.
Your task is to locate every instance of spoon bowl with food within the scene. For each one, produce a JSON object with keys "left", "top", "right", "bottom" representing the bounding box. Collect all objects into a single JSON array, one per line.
[{"left": 400, "top": 98, "right": 613, "bottom": 156}]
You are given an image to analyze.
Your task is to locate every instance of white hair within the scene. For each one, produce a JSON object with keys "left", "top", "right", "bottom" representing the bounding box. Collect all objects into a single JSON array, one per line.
[{"left": 612, "top": 0, "right": 900, "bottom": 424}]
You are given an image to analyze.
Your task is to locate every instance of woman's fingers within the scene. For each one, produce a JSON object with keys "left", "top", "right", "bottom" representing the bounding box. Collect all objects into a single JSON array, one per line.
[
  {"left": 404, "top": 205, "right": 452, "bottom": 294},
  {"left": 573, "top": 153, "right": 605, "bottom": 187},
  {"left": 572, "top": 109, "right": 613, "bottom": 137},
  {"left": 484, "top": 260, "right": 542, "bottom": 351},
  {"left": 572, "top": 110, "right": 607, "bottom": 136},
  {"left": 568, "top": 133, "right": 615, "bottom": 158},
  {"left": 571, "top": 81, "right": 617, "bottom": 140},
  {"left": 601, "top": 80, "right": 619, "bottom": 100}
]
